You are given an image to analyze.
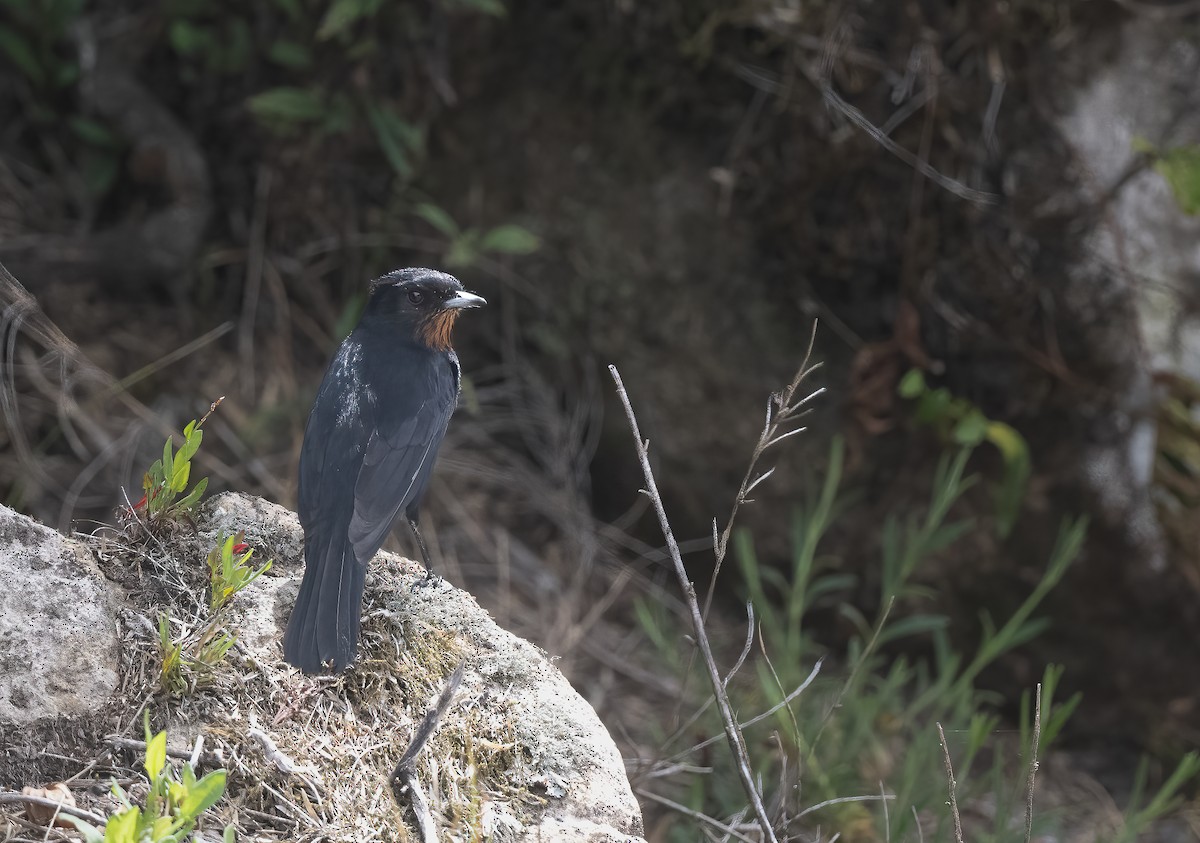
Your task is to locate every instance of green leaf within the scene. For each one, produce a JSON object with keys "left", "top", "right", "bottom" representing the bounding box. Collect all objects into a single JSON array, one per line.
[
  {"left": 1132, "top": 135, "right": 1157, "bottom": 156},
  {"left": 221, "top": 18, "right": 252, "bottom": 74},
  {"left": 897, "top": 368, "right": 926, "bottom": 399},
  {"left": 480, "top": 224, "right": 540, "bottom": 255},
  {"left": 366, "top": 102, "right": 415, "bottom": 179},
  {"left": 267, "top": 40, "right": 312, "bottom": 70},
  {"left": 150, "top": 815, "right": 175, "bottom": 840},
  {"left": 170, "top": 459, "right": 191, "bottom": 493},
  {"left": 414, "top": 203, "right": 459, "bottom": 237},
  {"left": 272, "top": 0, "right": 303, "bottom": 21},
  {"left": 173, "top": 476, "right": 208, "bottom": 513},
  {"left": 448, "top": 0, "right": 507, "bottom": 16},
  {"left": 168, "top": 20, "right": 213, "bottom": 58},
  {"left": 61, "top": 816, "right": 104, "bottom": 843},
  {"left": 52, "top": 61, "right": 79, "bottom": 89},
  {"left": 317, "top": 0, "right": 373, "bottom": 40},
  {"left": 145, "top": 729, "right": 166, "bottom": 780},
  {"left": 0, "top": 25, "right": 44, "bottom": 85},
  {"left": 181, "top": 769, "right": 227, "bottom": 817},
  {"left": 877, "top": 613, "right": 949, "bottom": 645},
  {"left": 985, "top": 420, "right": 1027, "bottom": 463},
  {"left": 952, "top": 408, "right": 989, "bottom": 446},
  {"left": 105, "top": 806, "right": 140, "bottom": 842},
  {"left": 69, "top": 116, "right": 120, "bottom": 148},
  {"left": 247, "top": 87, "right": 326, "bottom": 124},
  {"left": 80, "top": 150, "right": 120, "bottom": 199},
  {"left": 224, "top": 823, "right": 237, "bottom": 843},
  {"left": 179, "top": 426, "right": 202, "bottom": 462},
  {"left": 445, "top": 232, "right": 480, "bottom": 268},
  {"left": 162, "top": 438, "right": 174, "bottom": 483},
  {"left": 1155, "top": 145, "right": 1200, "bottom": 216}
]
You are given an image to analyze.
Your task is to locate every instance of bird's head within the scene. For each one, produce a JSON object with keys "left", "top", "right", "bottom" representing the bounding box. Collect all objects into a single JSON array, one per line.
[{"left": 366, "top": 268, "right": 486, "bottom": 351}]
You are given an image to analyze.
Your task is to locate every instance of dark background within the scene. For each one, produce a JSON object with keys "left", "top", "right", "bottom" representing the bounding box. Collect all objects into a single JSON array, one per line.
[{"left": 2, "top": 0, "right": 1199, "bottom": 838}]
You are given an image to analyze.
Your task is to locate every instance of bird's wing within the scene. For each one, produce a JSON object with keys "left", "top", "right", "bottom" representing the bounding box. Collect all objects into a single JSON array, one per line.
[
  {"left": 347, "top": 360, "right": 457, "bottom": 560},
  {"left": 296, "top": 341, "right": 369, "bottom": 531}
]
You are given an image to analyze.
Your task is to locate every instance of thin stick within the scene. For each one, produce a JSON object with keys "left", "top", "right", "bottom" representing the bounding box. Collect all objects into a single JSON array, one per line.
[
  {"left": 1024, "top": 683, "right": 1043, "bottom": 843},
  {"left": 936, "top": 723, "right": 965, "bottom": 843},
  {"left": 794, "top": 793, "right": 895, "bottom": 820},
  {"left": 610, "top": 365, "right": 779, "bottom": 843},
  {"left": 390, "top": 661, "right": 466, "bottom": 843},
  {"left": 0, "top": 793, "right": 107, "bottom": 826},
  {"left": 104, "top": 735, "right": 223, "bottom": 768},
  {"left": 637, "top": 790, "right": 759, "bottom": 843}
]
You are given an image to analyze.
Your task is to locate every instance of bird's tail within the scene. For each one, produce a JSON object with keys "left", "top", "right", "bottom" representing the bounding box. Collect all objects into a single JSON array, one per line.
[{"left": 282, "top": 530, "right": 367, "bottom": 673}]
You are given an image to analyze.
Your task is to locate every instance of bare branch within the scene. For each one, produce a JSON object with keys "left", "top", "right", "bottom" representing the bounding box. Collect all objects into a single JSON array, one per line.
[
  {"left": 390, "top": 661, "right": 466, "bottom": 843},
  {"left": 937, "top": 723, "right": 965, "bottom": 843},
  {"left": 669, "top": 657, "right": 823, "bottom": 761},
  {"left": 610, "top": 365, "right": 779, "bottom": 843},
  {"left": 794, "top": 793, "right": 895, "bottom": 820},
  {"left": 637, "top": 790, "right": 759, "bottom": 843},
  {"left": 0, "top": 792, "right": 108, "bottom": 827},
  {"left": 1024, "top": 683, "right": 1043, "bottom": 843}
]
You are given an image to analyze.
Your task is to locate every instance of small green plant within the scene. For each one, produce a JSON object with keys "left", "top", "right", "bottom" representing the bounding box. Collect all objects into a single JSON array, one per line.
[
  {"left": 0, "top": 0, "right": 84, "bottom": 95},
  {"left": 66, "top": 714, "right": 232, "bottom": 843},
  {"left": 158, "top": 531, "right": 271, "bottom": 695},
  {"left": 1110, "top": 752, "right": 1200, "bottom": 843},
  {"left": 158, "top": 608, "right": 238, "bottom": 696},
  {"left": 634, "top": 431, "right": 1088, "bottom": 842},
  {"left": 224, "top": 1, "right": 504, "bottom": 181},
  {"left": 133, "top": 400, "right": 222, "bottom": 524},
  {"left": 206, "top": 531, "right": 272, "bottom": 614},
  {"left": 733, "top": 439, "right": 1082, "bottom": 841},
  {"left": 1134, "top": 138, "right": 1200, "bottom": 216},
  {"left": 415, "top": 203, "right": 540, "bottom": 268},
  {"left": 898, "top": 368, "right": 1031, "bottom": 536},
  {"left": 158, "top": 612, "right": 187, "bottom": 697}
]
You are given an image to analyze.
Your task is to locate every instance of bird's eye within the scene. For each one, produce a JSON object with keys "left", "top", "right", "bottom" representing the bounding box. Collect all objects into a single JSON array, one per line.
[{"left": 407, "top": 289, "right": 425, "bottom": 305}]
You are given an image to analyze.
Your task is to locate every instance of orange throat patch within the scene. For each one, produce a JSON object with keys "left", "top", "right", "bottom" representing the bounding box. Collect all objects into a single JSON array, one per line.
[{"left": 418, "top": 309, "right": 460, "bottom": 351}]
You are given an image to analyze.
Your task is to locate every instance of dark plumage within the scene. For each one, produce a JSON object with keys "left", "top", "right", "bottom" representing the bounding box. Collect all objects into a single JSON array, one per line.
[{"left": 282, "top": 268, "right": 485, "bottom": 673}]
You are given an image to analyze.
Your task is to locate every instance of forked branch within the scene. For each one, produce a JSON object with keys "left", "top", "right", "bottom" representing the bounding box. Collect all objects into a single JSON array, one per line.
[
  {"left": 609, "top": 365, "right": 780, "bottom": 843},
  {"left": 704, "top": 324, "right": 825, "bottom": 619}
]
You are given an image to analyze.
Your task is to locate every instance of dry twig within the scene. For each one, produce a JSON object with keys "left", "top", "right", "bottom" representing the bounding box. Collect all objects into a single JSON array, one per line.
[
  {"left": 1024, "top": 683, "right": 1043, "bottom": 843},
  {"left": 937, "top": 722, "right": 965, "bottom": 843},
  {"left": 609, "top": 364, "right": 780, "bottom": 843},
  {"left": 702, "top": 323, "right": 825, "bottom": 620},
  {"left": 390, "top": 660, "right": 466, "bottom": 843}
]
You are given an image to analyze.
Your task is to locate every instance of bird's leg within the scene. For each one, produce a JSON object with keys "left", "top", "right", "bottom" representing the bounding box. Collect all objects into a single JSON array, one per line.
[{"left": 407, "top": 517, "right": 437, "bottom": 582}]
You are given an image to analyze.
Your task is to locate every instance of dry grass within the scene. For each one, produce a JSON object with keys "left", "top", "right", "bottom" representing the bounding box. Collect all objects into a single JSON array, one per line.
[{"left": 0, "top": 505, "right": 547, "bottom": 843}]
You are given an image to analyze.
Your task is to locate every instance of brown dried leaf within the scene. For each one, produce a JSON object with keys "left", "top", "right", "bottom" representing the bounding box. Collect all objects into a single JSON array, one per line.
[{"left": 21, "top": 782, "right": 76, "bottom": 828}]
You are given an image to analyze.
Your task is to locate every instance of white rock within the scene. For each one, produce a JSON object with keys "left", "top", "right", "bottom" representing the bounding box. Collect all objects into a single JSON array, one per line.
[{"left": 0, "top": 504, "right": 120, "bottom": 725}]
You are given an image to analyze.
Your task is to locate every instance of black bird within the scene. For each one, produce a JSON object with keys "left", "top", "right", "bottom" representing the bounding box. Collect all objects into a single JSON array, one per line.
[{"left": 282, "top": 268, "right": 485, "bottom": 673}]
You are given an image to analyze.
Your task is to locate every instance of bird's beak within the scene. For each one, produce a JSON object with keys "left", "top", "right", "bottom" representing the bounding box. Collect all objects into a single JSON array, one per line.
[{"left": 442, "top": 291, "right": 486, "bottom": 310}]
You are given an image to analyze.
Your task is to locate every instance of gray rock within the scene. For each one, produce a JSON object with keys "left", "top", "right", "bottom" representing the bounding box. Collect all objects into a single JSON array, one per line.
[
  {"left": 199, "top": 492, "right": 647, "bottom": 842},
  {"left": 0, "top": 504, "right": 120, "bottom": 726},
  {"left": 1054, "top": 17, "right": 1200, "bottom": 569}
]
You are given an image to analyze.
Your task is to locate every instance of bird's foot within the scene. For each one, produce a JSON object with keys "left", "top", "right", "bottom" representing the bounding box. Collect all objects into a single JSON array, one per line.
[{"left": 410, "top": 570, "right": 444, "bottom": 592}]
